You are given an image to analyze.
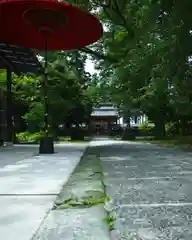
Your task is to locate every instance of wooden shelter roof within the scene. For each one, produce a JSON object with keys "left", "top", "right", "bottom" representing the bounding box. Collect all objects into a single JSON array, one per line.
[{"left": 0, "top": 42, "right": 42, "bottom": 75}]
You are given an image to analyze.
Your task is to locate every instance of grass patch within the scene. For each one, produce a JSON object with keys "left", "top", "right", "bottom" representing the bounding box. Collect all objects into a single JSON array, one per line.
[
  {"left": 132, "top": 135, "right": 192, "bottom": 150},
  {"left": 95, "top": 153, "right": 116, "bottom": 232},
  {"left": 110, "top": 137, "right": 121, "bottom": 140},
  {"left": 150, "top": 139, "right": 176, "bottom": 147},
  {"left": 53, "top": 151, "right": 110, "bottom": 210},
  {"left": 83, "top": 194, "right": 110, "bottom": 206},
  {"left": 104, "top": 213, "right": 116, "bottom": 231},
  {"left": 54, "top": 193, "right": 110, "bottom": 209},
  {"left": 57, "top": 136, "right": 91, "bottom": 143},
  {"left": 126, "top": 136, "right": 155, "bottom": 142},
  {"left": 58, "top": 136, "right": 71, "bottom": 142},
  {"left": 121, "top": 136, "right": 155, "bottom": 142},
  {"left": 149, "top": 136, "right": 192, "bottom": 147},
  {"left": 95, "top": 152, "right": 116, "bottom": 232},
  {"left": 53, "top": 148, "right": 114, "bottom": 235}
]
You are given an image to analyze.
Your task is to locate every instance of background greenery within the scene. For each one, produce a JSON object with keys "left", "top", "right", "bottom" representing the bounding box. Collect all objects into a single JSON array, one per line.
[{"left": 1, "top": 0, "right": 192, "bottom": 143}]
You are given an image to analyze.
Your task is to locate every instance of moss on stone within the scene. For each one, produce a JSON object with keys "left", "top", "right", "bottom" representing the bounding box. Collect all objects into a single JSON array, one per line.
[
  {"left": 55, "top": 190, "right": 110, "bottom": 209},
  {"left": 53, "top": 150, "right": 109, "bottom": 210}
]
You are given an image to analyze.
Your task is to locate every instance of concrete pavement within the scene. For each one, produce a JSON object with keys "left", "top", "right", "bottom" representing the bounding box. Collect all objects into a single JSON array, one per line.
[
  {"left": 3, "top": 139, "right": 192, "bottom": 240},
  {"left": 34, "top": 146, "right": 110, "bottom": 240},
  {"left": 90, "top": 139, "right": 192, "bottom": 240},
  {"left": 0, "top": 143, "right": 87, "bottom": 240}
]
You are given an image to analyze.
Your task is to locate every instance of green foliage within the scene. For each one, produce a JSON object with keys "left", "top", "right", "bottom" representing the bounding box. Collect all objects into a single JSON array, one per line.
[
  {"left": 0, "top": 45, "right": 94, "bottom": 136},
  {"left": 2, "top": 0, "right": 192, "bottom": 139},
  {"left": 64, "top": 0, "right": 192, "bottom": 138},
  {"left": 16, "top": 131, "right": 45, "bottom": 142},
  {"left": 104, "top": 213, "right": 116, "bottom": 231},
  {"left": 138, "top": 121, "right": 153, "bottom": 133},
  {"left": 24, "top": 102, "right": 44, "bottom": 121},
  {"left": 0, "top": 70, "right": 6, "bottom": 87},
  {"left": 165, "top": 123, "right": 177, "bottom": 137},
  {"left": 57, "top": 194, "right": 109, "bottom": 209}
]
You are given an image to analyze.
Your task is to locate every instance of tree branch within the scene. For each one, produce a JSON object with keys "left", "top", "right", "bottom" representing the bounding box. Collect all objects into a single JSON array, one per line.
[
  {"left": 78, "top": 47, "right": 118, "bottom": 63},
  {"left": 98, "top": 0, "right": 135, "bottom": 38},
  {"left": 112, "top": 0, "right": 134, "bottom": 37},
  {"left": 95, "top": 0, "right": 111, "bottom": 8}
]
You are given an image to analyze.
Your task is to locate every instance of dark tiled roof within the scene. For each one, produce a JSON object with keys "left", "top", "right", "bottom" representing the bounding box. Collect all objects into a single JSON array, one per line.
[
  {"left": 91, "top": 105, "right": 119, "bottom": 117},
  {"left": 91, "top": 110, "right": 118, "bottom": 117}
]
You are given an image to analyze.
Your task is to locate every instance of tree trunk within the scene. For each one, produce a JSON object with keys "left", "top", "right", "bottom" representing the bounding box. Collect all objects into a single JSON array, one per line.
[
  {"left": 134, "top": 116, "right": 137, "bottom": 124},
  {"left": 180, "top": 118, "right": 187, "bottom": 136},
  {"left": 125, "top": 116, "right": 131, "bottom": 128},
  {"left": 154, "top": 119, "right": 166, "bottom": 139}
]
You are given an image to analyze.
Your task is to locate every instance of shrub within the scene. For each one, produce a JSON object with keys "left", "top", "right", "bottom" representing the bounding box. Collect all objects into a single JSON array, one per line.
[
  {"left": 165, "top": 122, "right": 179, "bottom": 137},
  {"left": 138, "top": 121, "right": 154, "bottom": 136},
  {"left": 16, "top": 131, "right": 45, "bottom": 142}
]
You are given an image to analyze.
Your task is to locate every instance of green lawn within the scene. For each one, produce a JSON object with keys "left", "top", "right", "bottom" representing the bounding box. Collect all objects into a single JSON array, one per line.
[{"left": 57, "top": 136, "right": 91, "bottom": 143}]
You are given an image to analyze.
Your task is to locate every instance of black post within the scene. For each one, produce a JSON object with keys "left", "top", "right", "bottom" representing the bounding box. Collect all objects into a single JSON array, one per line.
[
  {"left": 39, "top": 40, "right": 54, "bottom": 154},
  {"left": 44, "top": 43, "right": 49, "bottom": 137},
  {"left": 0, "top": 88, "right": 5, "bottom": 146},
  {"left": 6, "top": 69, "right": 13, "bottom": 145}
]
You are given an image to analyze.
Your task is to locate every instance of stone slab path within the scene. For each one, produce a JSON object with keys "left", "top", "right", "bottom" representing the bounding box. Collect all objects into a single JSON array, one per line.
[
  {"left": 34, "top": 205, "right": 109, "bottom": 240},
  {"left": 0, "top": 143, "right": 87, "bottom": 240},
  {"left": 33, "top": 143, "right": 110, "bottom": 240},
  {"left": 90, "top": 139, "right": 192, "bottom": 240}
]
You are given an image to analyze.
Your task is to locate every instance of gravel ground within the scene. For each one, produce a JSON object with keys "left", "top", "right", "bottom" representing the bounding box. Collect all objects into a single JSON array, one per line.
[{"left": 91, "top": 139, "right": 192, "bottom": 240}]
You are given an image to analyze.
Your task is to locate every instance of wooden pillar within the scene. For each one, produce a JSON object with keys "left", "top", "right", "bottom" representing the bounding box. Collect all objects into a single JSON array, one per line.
[
  {"left": 6, "top": 69, "right": 13, "bottom": 144},
  {"left": 0, "top": 89, "right": 5, "bottom": 145}
]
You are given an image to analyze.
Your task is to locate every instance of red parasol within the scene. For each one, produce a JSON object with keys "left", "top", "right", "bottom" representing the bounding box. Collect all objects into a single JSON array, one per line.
[
  {"left": 0, "top": 0, "right": 103, "bottom": 153},
  {"left": 0, "top": 0, "right": 103, "bottom": 50}
]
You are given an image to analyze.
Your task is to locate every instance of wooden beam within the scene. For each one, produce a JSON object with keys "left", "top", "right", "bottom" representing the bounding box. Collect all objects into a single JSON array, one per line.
[{"left": 0, "top": 56, "right": 14, "bottom": 72}]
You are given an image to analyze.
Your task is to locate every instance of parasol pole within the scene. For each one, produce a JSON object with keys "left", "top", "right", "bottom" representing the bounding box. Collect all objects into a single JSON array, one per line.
[
  {"left": 44, "top": 38, "right": 49, "bottom": 137},
  {"left": 6, "top": 68, "right": 13, "bottom": 146},
  {"left": 1, "top": 0, "right": 103, "bottom": 154},
  {"left": 39, "top": 38, "right": 54, "bottom": 154}
]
